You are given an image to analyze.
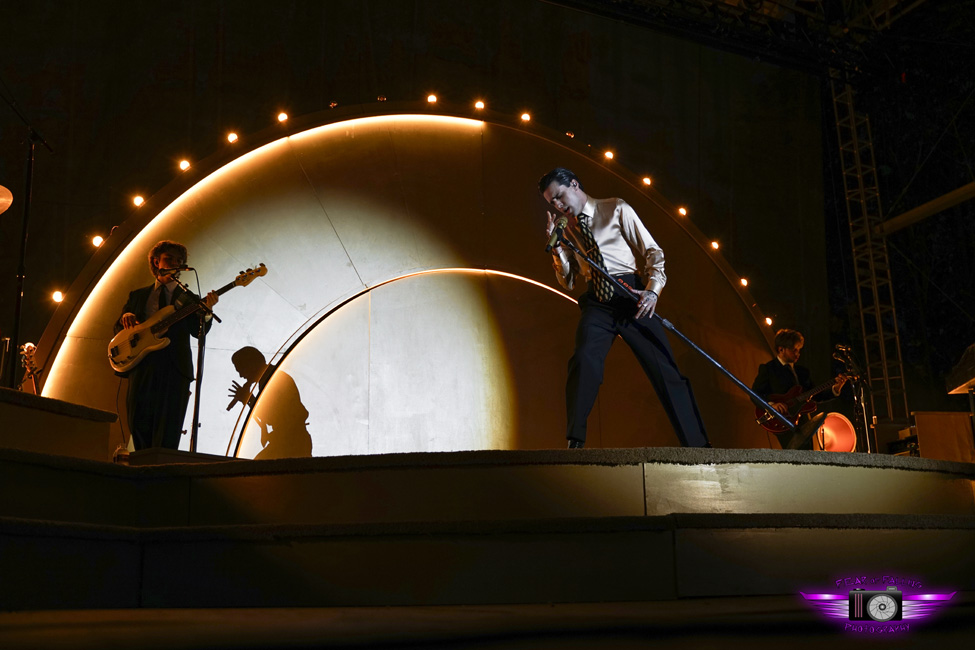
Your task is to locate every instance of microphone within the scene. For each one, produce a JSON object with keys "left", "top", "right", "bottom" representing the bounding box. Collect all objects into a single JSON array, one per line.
[
  {"left": 546, "top": 216, "right": 568, "bottom": 252},
  {"left": 159, "top": 264, "right": 194, "bottom": 273},
  {"left": 835, "top": 344, "right": 851, "bottom": 352}
]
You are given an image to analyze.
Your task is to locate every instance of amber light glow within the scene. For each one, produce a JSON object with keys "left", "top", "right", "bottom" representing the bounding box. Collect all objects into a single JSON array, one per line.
[
  {"left": 474, "top": 100, "right": 485, "bottom": 110},
  {"left": 427, "top": 94, "right": 437, "bottom": 103},
  {"left": 179, "top": 160, "right": 191, "bottom": 171},
  {"left": 520, "top": 113, "right": 531, "bottom": 122},
  {"left": 227, "top": 132, "right": 239, "bottom": 143},
  {"left": 604, "top": 151, "right": 614, "bottom": 160},
  {"left": 642, "top": 177, "right": 652, "bottom": 186},
  {"left": 711, "top": 241, "right": 720, "bottom": 250},
  {"left": 678, "top": 207, "right": 687, "bottom": 216},
  {"left": 92, "top": 235, "right": 104, "bottom": 247},
  {"left": 52, "top": 291, "right": 64, "bottom": 303},
  {"left": 765, "top": 317, "right": 773, "bottom": 326},
  {"left": 277, "top": 112, "right": 288, "bottom": 122},
  {"left": 133, "top": 196, "right": 145, "bottom": 207},
  {"left": 740, "top": 278, "right": 749, "bottom": 287}
]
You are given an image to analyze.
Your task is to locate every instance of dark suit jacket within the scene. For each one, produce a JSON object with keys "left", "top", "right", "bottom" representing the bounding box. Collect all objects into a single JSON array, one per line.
[
  {"left": 115, "top": 283, "right": 214, "bottom": 449},
  {"left": 751, "top": 358, "right": 833, "bottom": 407},
  {"left": 114, "top": 284, "right": 211, "bottom": 380}
]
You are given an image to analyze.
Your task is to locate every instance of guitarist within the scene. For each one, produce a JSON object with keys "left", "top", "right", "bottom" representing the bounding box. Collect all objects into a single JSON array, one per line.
[
  {"left": 752, "top": 328, "right": 849, "bottom": 449},
  {"left": 115, "top": 240, "right": 218, "bottom": 450}
]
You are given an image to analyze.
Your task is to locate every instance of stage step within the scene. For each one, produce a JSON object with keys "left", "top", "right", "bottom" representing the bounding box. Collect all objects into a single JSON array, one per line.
[
  {"left": 2, "top": 512, "right": 974, "bottom": 610},
  {"left": 2, "top": 448, "right": 974, "bottom": 531}
]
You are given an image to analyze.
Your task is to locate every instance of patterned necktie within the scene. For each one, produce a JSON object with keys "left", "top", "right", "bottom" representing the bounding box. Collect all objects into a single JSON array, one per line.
[{"left": 577, "top": 215, "right": 614, "bottom": 302}]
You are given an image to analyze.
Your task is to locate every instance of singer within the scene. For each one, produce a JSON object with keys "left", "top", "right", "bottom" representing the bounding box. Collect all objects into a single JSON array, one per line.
[
  {"left": 539, "top": 167, "right": 710, "bottom": 449},
  {"left": 114, "top": 240, "right": 218, "bottom": 450},
  {"left": 751, "top": 328, "right": 850, "bottom": 449}
]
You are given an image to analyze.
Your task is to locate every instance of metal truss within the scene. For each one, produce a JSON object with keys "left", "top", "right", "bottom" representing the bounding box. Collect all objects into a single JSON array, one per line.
[
  {"left": 830, "top": 74, "right": 910, "bottom": 423},
  {"left": 548, "top": 1, "right": 928, "bottom": 76}
]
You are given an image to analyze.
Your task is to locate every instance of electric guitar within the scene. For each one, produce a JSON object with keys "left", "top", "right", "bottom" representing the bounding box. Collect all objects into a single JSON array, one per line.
[
  {"left": 754, "top": 375, "right": 845, "bottom": 433},
  {"left": 108, "top": 264, "right": 266, "bottom": 374}
]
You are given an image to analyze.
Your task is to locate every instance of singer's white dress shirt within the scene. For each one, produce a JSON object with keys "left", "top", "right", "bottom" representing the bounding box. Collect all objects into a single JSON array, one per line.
[{"left": 551, "top": 196, "right": 667, "bottom": 296}]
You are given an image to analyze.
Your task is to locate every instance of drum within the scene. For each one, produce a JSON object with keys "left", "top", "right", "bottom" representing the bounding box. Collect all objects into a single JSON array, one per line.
[{"left": 813, "top": 412, "right": 857, "bottom": 452}]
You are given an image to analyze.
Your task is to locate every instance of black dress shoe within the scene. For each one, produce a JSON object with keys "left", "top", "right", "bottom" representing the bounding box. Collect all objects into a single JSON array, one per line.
[{"left": 567, "top": 439, "right": 585, "bottom": 449}]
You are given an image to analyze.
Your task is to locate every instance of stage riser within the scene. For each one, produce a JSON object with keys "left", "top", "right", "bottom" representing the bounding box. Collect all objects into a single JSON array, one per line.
[
  {"left": 2, "top": 518, "right": 972, "bottom": 610},
  {"left": 2, "top": 451, "right": 974, "bottom": 530}
]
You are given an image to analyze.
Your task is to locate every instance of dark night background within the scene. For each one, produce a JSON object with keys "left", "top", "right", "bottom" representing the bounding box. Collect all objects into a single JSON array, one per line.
[{"left": 1, "top": 0, "right": 972, "bottom": 419}]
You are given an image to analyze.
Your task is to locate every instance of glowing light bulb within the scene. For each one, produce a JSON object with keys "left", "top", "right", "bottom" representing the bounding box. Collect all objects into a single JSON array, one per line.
[
  {"left": 133, "top": 196, "right": 145, "bottom": 207},
  {"left": 427, "top": 94, "right": 437, "bottom": 103},
  {"left": 740, "top": 278, "right": 749, "bottom": 287},
  {"left": 179, "top": 160, "right": 190, "bottom": 171},
  {"left": 520, "top": 113, "right": 531, "bottom": 122},
  {"left": 711, "top": 241, "right": 720, "bottom": 250},
  {"left": 227, "top": 132, "right": 238, "bottom": 143},
  {"left": 604, "top": 151, "right": 614, "bottom": 160},
  {"left": 52, "top": 291, "right": 64, "bottom": 303},
  {"left": 92, "top": 235, "right": 104, "bottom": 247},
  {"left": 678, "top": 207, "right": 687, "bottom": 216},
  {"left": 474, "top": 100, "right": 485, "bottom": 110},
  {"left": 765, "top": 317, "right": 773, "bottom": 326},
  {"left": 277, "top": 112, "right": 288, "bottom": 122},
  {"left": 642, "top": 177, "right": 652, "bottom": 186}
]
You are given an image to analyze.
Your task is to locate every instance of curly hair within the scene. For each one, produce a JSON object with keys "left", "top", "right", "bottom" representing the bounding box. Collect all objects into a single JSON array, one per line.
[{"left": 148, "top": 240, "right": 187, "bottom": 275}]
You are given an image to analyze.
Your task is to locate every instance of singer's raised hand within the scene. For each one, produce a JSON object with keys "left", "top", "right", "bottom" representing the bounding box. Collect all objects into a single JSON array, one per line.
[{"left": 546, "top": 210, "right": 559, "bottom": 237}]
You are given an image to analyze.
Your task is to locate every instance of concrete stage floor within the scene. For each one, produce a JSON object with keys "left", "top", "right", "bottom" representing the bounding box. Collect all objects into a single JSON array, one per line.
[{"left": 2, "top": 595, "right": 973, "bottom": 649}]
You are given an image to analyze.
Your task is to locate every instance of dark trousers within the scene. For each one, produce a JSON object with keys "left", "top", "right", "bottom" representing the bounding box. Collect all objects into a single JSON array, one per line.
[
  {"left": 566, "top": 277, "right": 709, "bottom": 447},
  {"left": 126, "top": 354, "right": 191, "bottom": 450}
]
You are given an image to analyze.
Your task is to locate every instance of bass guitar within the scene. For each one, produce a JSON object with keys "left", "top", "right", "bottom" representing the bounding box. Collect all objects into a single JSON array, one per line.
[
  {"left": 754, "top": 375, "right": 845, "bottom": 433},
  {"left": 108, "top": 264, "right": 266, "bottom": 374}
]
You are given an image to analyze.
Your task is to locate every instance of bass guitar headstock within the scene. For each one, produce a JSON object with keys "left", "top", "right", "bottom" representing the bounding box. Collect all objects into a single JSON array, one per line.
[{"left": 234, "top": 263, "right": 268, "bottom": 288}]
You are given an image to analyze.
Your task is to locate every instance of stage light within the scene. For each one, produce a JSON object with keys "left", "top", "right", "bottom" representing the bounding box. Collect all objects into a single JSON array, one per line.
[
  {"left": 377, "top": 95, "right": 387, "bottom": 102},
  {"left": 678, "top": 207, "right": 687, "bottom": 216},
  {"left": 52, "top": 291, "right": 64, "bottom": 303},
  {"left": 565, "top": 131, "right": 574, "bottom": 138},
  {"left": 427, "top": 94, "right": 437, "bottom": 103},
  {"left": 474, "top": 100, "right": 485, "bottom": 110},
  {"left": 604, "top": 150, "right": 614, "bottom": 160},
  {"left": 740, "top": 278, "right": 749, "bottom": 287},
  {"left": 642, "top": 177, "right": 652, "bottom": 186},
  {"left": 277, "top": 112, "right": 288, "bottom": 122},
  {"left": 711, "top": 241, "right": 719, "bottom": 250},
  {"left": 765, "top": 317, "right": 773, "bottom": 326},
  {"left": 520, "top": 113, "right": 531, "bottom": 122},
  {"left": 133, "top": 195, "right": 145, "bottom": 207},
  {"left": 227, "top": 132, "right": 238, "bottom": 143},
  {"left": 179, "top": 160, "right": 190, "bottom": 171},
  {"left": 329, "top": 101, "right": 338, "bottom": 108},
  {"left": 92, "top": 235, "right": 104, "bottom": 247}
]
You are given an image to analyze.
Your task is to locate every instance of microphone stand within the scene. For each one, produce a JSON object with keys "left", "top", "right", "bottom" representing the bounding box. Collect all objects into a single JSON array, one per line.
[
  {"left": 2, "top": 86, "right": 54, "bottom": 388},
  {"left": 550, "top": 232, "right": 801, "bottom": 436},
  {"left": 170, "top": 274, "right": 221, "bottom": 453}
]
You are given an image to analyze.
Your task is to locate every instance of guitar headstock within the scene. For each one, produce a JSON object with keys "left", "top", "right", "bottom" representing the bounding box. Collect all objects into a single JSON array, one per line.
[
  {"left": 20, "top": 342, "right": 40, "bottom": 375},
  {"left": 234, "top": 263, "right": 268, "bottom": 288}
]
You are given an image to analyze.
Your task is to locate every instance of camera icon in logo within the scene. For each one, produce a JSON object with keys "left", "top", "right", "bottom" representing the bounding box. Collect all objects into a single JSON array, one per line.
[{"left": 849, "top": 586, "right": 902, "bottom": 622}]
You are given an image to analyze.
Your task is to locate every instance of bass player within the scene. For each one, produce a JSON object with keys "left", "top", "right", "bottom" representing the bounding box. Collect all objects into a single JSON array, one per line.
[{"left": 114, "top": 240, "right": 218, "bottom": 450}]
